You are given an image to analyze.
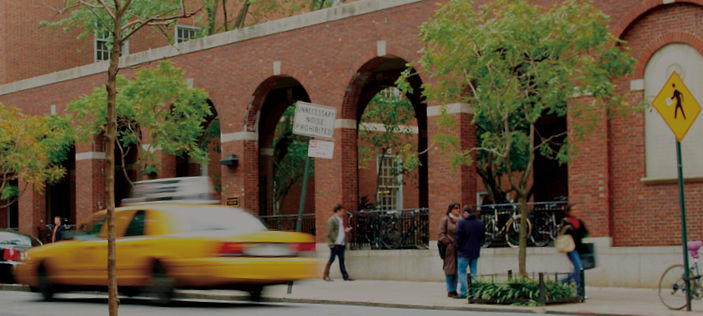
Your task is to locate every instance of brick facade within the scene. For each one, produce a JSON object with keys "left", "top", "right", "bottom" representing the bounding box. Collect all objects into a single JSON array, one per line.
[{"left": 0, "top": 0, "right": 701, "bottom": 247}]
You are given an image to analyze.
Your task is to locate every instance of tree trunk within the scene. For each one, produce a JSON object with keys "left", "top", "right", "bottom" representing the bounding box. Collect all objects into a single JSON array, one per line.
[
  {"left": 517, "top": 194, "right": 528, "bottom": 278},
  {"left": 233, "top": 1, "right": 250, "bottom": 29},
  {"left": 106, "top": 8, "right": 123, "bottom": 316}
]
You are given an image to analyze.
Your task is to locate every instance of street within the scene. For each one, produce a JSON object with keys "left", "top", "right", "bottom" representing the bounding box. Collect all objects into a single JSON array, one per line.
[{"left": 0, "top": 291, "right": 564, "bottom": 316}]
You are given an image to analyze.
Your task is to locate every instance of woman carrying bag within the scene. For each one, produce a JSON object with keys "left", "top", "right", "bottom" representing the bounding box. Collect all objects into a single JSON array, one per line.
[
  {"left": 438, "top": 202, "right": 461, "bottom": 298},
  {"left": 560, "top": 203, "right": 589, "bottom": 296}
]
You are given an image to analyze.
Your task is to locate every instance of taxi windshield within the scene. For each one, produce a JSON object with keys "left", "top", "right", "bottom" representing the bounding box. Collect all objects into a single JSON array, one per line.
[{"left": 169, "top": 206, "right": 267, "bottom": 233}]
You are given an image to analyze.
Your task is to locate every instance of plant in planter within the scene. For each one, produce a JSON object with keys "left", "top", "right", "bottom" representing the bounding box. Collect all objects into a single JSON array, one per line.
[{"left": 470, "top": 277, "right": 577, "bottom": 306}]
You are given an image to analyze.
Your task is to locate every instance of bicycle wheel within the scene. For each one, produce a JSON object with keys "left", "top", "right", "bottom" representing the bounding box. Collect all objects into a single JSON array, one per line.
[
  {"left": 380, "top": 222, "right": 401, "bottom": 249},
  {"left": 659, "top": 264, "right": 689, "bottom": 310},
  {"left": 481, "top": 216, "right": 495, "bottom": 248},
  {"left": 505, "top": 216, "right": 531, "bottom": 248},
  {"left": 531, "top": 213, "right": 553, "bottom": 247}
]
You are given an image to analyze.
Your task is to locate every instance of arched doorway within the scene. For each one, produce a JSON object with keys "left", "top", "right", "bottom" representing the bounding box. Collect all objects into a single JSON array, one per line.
[
  {"left": 46, "top": 147, "right": 76, "bottom": 224},
  {"left": 256, "top": 77, "right": 313, "bottom": 217},
  {"left": 347, "top": 56, "right": 428, "bottom": 210}
]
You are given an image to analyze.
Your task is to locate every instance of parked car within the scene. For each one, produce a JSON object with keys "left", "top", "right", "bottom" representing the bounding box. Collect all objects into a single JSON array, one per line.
[
  {"left": 0, "top": 229, "right": 42, "bottom": 284},
  {"left": 13, "top": 204, "right": 318, "bottom": 303}
]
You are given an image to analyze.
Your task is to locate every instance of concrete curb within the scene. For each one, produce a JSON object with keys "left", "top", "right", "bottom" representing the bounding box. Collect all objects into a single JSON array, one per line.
[{"left": 0, "top": 284, "right": 694, "bottom": 316}]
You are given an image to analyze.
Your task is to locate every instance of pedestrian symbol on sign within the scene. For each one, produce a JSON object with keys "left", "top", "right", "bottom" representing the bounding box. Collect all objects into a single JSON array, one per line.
[{"left": 651, "top": 71, "right": 701, "bottom": 142}]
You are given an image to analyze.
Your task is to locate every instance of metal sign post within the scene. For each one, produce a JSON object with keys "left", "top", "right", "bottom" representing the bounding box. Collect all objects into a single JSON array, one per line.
[
  {"left": 288, "top": 102, "right": 337, "bottom": 294},
  {"left": 651, "top": 71, "right": 701, "bottom": 311}
]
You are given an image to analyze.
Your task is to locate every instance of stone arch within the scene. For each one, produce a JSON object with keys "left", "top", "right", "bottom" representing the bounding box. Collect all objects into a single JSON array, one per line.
[
  {"left": 613, "top": 0, "right": 703, "bottom": 38},
  {"left": 342, "top": 55, "right": 428, "bottom": 210},
  {"left": 251, "top": 76, "right": 313, "bottom": 217},
  {"left": 635, "top": 31, "right": 703, "bottom": 77},
  {"left": 46, "top": 146, "right": 76, "bottom": 225}
]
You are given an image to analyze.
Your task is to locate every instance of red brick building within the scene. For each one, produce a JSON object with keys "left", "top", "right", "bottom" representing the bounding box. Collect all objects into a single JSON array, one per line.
[{"left": 1, "top": 0, "right": 702, "bottom": 254}]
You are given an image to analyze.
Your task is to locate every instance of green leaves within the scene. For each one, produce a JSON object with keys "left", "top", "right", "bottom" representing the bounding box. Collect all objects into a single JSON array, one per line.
[
  {"left": 0, "top": 104, "right": 75, "bottom": 205},
  {"left": 470, "top": 277, "right": 575, "bottom": 305},
  {"left": 66, "top": 61, "right": 211, "bottom": 180}
]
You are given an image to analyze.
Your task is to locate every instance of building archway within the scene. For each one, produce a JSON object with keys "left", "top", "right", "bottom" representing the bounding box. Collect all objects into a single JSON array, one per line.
[
  {"left": 255, "top": 76, "right": 313, "bottom": 217},
  {"left": 344, "top": 56, "right": 428, "bottom": 210},
  {"left": 46, "top": 146, "right": 76, "bottom": 224}
]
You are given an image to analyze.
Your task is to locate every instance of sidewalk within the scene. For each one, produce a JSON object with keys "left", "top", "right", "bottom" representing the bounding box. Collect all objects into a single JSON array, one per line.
[
  {"left": 3, "top": 279, "right": 703, "bottom": 316},
  {"left": 183, "top": 279, "right": 703, "bottom": 316}
]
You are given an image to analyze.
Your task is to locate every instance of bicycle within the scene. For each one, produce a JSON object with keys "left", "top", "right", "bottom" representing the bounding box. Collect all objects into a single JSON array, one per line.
[
  {"left": 659, "top": 240, "right": 703, "bottom": 310},
  {"left": 530, "top": 202, "right": 566, "bottom": 247},
  {"left": 480, "top": 203, "right": 531, "bottom": 248}
]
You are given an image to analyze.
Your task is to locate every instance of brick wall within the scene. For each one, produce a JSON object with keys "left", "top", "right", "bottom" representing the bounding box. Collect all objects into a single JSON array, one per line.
[{"left": 2, "top": 0, "right": 703, "bottom": 247}]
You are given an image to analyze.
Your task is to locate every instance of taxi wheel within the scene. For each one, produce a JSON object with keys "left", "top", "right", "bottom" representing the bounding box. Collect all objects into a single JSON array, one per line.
[
  {"left": 249, "top": 287, "right": 263, "bottom": 302},
  {"left": 149, "top": 262, "right": 174, "bottom": 305},
  {"left": 37, "top": 265, "right": 55, "bottom": 301}
]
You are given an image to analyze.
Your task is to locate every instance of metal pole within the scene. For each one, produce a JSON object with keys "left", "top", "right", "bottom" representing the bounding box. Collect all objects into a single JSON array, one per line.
[
  {"left": 676, "top": 140, "right": 692, "bottom": 311},
  {"left": 295, "top": 155, "right": 312, "bottom": 233}
]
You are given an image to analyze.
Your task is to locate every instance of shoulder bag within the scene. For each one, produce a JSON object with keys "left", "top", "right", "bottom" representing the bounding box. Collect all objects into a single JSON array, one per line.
[
  {"left": 555, "top": 225, "right": 575, "bottom": 253},
  {"left": 438, "top": 218, "right": 449, "bottom": 259}
]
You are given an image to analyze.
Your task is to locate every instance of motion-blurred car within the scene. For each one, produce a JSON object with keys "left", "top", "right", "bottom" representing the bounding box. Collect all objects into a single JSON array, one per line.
[
  {"left": 0, "top": 229, "right": 42, "bottom": 284},
  {"left": 13, "top": 204, "right": 317, "bottom": 303}
]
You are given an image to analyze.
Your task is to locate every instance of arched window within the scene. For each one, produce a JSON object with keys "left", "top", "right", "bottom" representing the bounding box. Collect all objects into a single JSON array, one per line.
[{"left": 644, "top": 43, "right": 703, "bottom": 180}]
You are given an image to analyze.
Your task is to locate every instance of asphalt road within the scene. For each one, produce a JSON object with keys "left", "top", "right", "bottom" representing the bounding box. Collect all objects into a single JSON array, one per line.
[{"left": 0, "top": 291, "right": 551, "bottom": 316}]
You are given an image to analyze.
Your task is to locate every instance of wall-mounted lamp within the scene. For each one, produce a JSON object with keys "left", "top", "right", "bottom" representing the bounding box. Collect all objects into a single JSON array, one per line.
[{"left": 220, "top": 154, "right": 239, "bottom": 167}]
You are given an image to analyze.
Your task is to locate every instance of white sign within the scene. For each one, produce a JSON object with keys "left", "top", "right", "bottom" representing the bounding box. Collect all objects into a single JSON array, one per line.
[
  {"left": 293, "top": 102, "right": 337, "bottom": 139},
  {"left": 308, "top": 140, "right": 335, "bottom": 159}
]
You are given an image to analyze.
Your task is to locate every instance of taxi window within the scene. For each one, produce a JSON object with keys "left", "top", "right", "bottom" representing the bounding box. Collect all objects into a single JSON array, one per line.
[
  {"left": 0, "top": 231, "right": 32, "bottom": 248},
  {"left": 73, "top": 214, "right": 106, "bottom": 240},
  {"left": 124, "top": 210, "right": 146, "bottom": 237},
  {"left": 168, "top": 206, "right": 266, "bottom": 234}
]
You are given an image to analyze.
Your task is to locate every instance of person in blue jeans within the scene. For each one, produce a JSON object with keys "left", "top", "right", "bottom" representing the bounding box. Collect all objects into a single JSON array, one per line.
[
  {"left": 560, "top": 204, "right": 588, "bottom": 296},
  {"left": 454, "top": 205, "right": 485, "bottom": 299}
]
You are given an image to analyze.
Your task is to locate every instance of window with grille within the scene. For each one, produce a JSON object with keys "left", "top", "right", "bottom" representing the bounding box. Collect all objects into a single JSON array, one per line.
[
  {"left": 175, "top": 25, "right": 200, "bottom": 43},
  {"left": 376, "top": 154, "right": 402, "bottom": 210},
  {"left": 94, "top": 28, "right": 129, "bottom": 62}
]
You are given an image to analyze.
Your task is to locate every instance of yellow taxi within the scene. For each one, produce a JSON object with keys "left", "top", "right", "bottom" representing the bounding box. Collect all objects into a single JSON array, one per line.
[{"left": 13, "top": 204, "right": 318, "bottom": 303}]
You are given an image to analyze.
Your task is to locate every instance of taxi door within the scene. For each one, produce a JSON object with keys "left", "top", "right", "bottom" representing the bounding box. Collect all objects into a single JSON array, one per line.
[
  {"left": 115, "top": 209, "right": 152, "bottom": 286},
  {"left": 70, "top": 209, "right": 136, "bottom": 286}
]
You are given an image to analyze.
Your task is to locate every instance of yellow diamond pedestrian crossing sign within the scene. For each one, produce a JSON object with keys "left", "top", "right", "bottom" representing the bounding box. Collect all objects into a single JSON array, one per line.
[{"left": 652, "top": 71, "right": 701, "bottom": 142}]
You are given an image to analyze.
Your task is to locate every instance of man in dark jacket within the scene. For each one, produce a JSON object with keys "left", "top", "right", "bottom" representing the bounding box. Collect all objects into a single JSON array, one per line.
[{"left": 454, "top": 205, "right": 485, "bottom": 299}]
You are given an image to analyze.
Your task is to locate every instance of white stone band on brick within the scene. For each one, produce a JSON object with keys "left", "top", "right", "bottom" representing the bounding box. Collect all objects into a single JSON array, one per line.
[
  {"left": 377, "top": 40, "right": 387, "bottom": 56},
  {"left": 334, "top": 119, "right": 357, "bottom": 129},
  {"left": 663, "top": 0, "right": 675, "bottom": 4},
  {"left": 273, "top": 61, "right": 281, "bottom": 75},
  {"left": 0, "top": 0, "right": 422, "bottom": 96},
  {"left": 221, "top": 131, "right": 258, "bottom": 143},
  {"left": 75, "top": 152, "right": 106, "bottom": 161},
  {"left": 50, "top": 104, "right": 56, "bottom": 115},
  {"left": 630, "top": 79, "right": 644, "bottom": 91},
  {"left": 261, "top": 148, "right": 274, "bottom": 156},
  {"left": 360, "top": 122, "right": 418, "bottom": 134},
  {"left": 426, "top": 103, "right": 472, "bottom": 117}
]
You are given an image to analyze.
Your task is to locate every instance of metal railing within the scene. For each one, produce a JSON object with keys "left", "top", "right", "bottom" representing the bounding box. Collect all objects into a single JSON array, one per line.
[
  {"left": 478, "top": 200, "right": 569, "bottom": 247},
  {"left": 259, "top": 214, "right": 316, "bottom": 236},
  {"left": 347, "top": 208, "right": 430, "bottom": 250}
]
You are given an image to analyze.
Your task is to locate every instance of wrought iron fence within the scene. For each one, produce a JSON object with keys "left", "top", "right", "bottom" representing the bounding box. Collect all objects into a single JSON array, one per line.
[
  {"left": 347, "top": 208, "right": 430, "bottom": 250},
  {"left": 259, "top": 214, "right": 316, "bottom": 236},
  {"left": 478, "top": 200, "right": 569, "bottom": 248}
]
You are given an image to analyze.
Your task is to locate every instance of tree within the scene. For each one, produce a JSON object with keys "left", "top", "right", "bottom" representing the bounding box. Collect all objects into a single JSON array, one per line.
[
  {"left": 271, "top": 104, "right": 312, "bottom": 215},
  {"left": 358, "top": 88, "right": 419, "bottom": 208},
  {"left": 66, "top": 61, "right": 212, "bottom": 184},
  {"left": 43, "top": 2, "right": 202, "bottom": 314},
  {"left": 0, "top": 104, "right": 74, "bottom": 209},
  {"left": 400, "top": 0, "right": 636, "bottom": 276},
  {"left": 200, "top": 0, "right": 345, "bottom": 36}
]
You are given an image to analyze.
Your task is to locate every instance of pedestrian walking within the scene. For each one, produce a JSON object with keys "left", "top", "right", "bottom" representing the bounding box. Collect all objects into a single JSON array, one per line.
[
  {"left": 51, "top": 216, "right": 65, "bottom": 243},
  {"left": 454, "top": 205, "right": 485, "bottom": 299},
  {"left": 560, "top": 203, "right": 589, "bottom": 295},
  {"left": 322, "top": 204, "right": 355, "bottom": 282},
  {"left": 438, "top": 202, "right": 461, "bottom": 297}
]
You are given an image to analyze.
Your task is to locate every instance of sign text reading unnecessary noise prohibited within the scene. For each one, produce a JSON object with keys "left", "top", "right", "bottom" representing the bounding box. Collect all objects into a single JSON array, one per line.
[{"left": 292, "top": 102, "right": 337, "bottom": 139}]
